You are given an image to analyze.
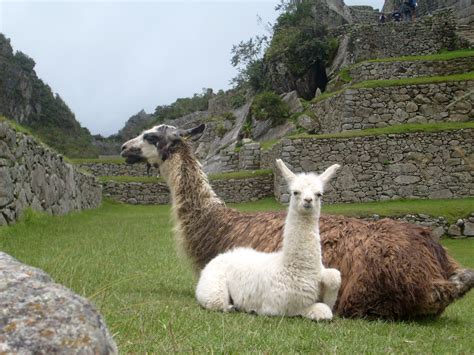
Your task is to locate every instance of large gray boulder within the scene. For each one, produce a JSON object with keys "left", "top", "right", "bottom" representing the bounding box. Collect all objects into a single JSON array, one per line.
[{"left": 0, "top": 252, "right": 118, "bottom": 354}]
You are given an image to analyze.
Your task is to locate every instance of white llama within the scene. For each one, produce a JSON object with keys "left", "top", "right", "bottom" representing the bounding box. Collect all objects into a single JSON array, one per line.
[{"left": 196, "top": 159, "right": 342, "bottom": 321}]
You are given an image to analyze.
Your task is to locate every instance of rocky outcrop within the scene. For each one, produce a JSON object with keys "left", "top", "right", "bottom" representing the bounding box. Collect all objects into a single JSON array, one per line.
[
  {"left": 0, "top": 120, "right": 102, "bottom": 226},
  {"left": 0, "top": 34, "right": 98, "bottom": 158},
  {"left": 0, "top": 252, "right": 117, "bottom": 354},
  {"left": 117, "top": 109, "right": 155, "bottom": 141}
]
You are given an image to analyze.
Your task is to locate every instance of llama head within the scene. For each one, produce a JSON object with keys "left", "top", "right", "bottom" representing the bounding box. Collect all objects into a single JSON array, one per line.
[
  {"left": 275, "top": 159, "right": 340, "bottom": 214},
  {"left": 121, "top": 124, "right": 205, "bottom": 166}
]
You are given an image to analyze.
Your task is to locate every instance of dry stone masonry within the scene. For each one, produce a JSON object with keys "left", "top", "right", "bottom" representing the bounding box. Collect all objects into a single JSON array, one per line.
[
  {"left": 0, "top": 252, "right": 117, "bottom": 353},
  {"left": 79, "top": 161, "right": 159, "bottom": 177},
  {"left": 346, "top": 56, "right": 474, "bottom": 84},
  {"left": 102, "top": 173, "right": 273, "bottom": 205},
  {"left": 312, "top": 80, "right": 473, "bottom": 133},
  {"left": 264, "top": 129, "right": 473, "bottom": 204},
  {"left": 0, "top": 121, "right": 101, "bottom": 226},
  {"left": 345, "top": 11, "right": 458, "bottom": 63}
]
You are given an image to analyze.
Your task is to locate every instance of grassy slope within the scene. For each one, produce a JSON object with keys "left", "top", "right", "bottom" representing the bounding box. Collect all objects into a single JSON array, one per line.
[{"left": 0, "top": 200, "right": 473, "bottom": 353}]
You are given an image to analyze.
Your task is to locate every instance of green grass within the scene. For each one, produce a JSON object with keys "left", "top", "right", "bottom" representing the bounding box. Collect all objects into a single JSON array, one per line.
[
  {"left": 100, "top": 169, "right": 273, "bottom": 184},
  {"left": 260, "top": 139, "right": 280, "bottom": 151},
  {"left": 313, "top": 71, "right": 474, "bottom": 103},
  {"left": 366, "top": 49, "right": 474, "bottom": 63},
  {"left": 290, "top": 121, "right": 474, "bottom": 140},
  {"left": 351, "top": 71, "right": 474, "bottom": 89},
  {"left": 71, "top": 157, "right": 125, "bottom": 165},
  {"left": 0, "top": 116, "right": 34, "bottom": 136},
  {"left": 0, "top": 200, "right": 472, "bottom": 353}
]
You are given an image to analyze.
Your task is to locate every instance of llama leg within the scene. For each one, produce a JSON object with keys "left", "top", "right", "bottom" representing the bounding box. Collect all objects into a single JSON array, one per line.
[
  {"left": 321, "top": 268, "right": 341, "bottom": 310},
  {"left": 301, "top": 303, "right": 333, "bottom": 321},
  {"left": 196, "top": 273, "right": 233, "bottom": 312}
]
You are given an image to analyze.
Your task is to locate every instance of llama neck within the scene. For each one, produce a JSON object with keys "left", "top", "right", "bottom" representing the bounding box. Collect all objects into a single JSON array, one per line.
[
  {"left": 160, "top": 144, "right": 222, "bottom": 219},
  {"left": 282, "top": 208, "right": 322, "bottom": 271}
]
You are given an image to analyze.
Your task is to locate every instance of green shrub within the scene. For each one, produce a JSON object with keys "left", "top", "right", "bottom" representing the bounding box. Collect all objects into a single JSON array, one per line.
[
  {"left": 222, "top": 111, "right": 236, "bottom": 122},
  {"left": 251, "top": 91, "right": 290, "bottom": 126},
  {"left": 215, "top": 122, "right": 228, "bottom": 137},
  {"left": 231, "top": 93, "right": 247, "bottom": 109}
]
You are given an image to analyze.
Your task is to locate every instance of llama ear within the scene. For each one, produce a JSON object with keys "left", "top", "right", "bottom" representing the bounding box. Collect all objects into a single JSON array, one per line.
[
  {"left": 181, "top": 124, "right": 205, "bottom": 141},
  {"left": 319, "top": 164, "right": 340, "bottom": 186},
  {"left": 275, "top": 159, "right": 296, "bottom": 183}
]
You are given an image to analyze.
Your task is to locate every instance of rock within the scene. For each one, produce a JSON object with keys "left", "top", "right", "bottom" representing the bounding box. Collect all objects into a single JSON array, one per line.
[
  {"left": 456, "top": 219, "right": 464, "bottom": 227},
  {"left": 0, "top": 213, "right": 7, "bottom": 226},
  {"left": 281, "top": 91, "right": 303, "bottom": 114},
  {"left": 297, "top": 114, "right": 318, "bottom": 131},
  {"left": 280, "top": 193, "right": 290, "bottom": 204},
  {"left": 447, "top": 224, "right": 462, "bottom": 236},
  {"left": 0, "top": 167, "right": 13, "bottom": 208},
  {"left": 429, "top": 189, "right": 453, "bottom": 199},
  {"left": 394, "top": 175, "right": 420, "bottom": 185},
  {"left": 406, "top": 102, "right": 418, "bottom": 113},
  {"left": 255, "top": 122, "right": 296, "bottom": 142},
  {"left": 0, "top": 252, "right": 118, "bottom": 354},
  {"left": 314, "top": 88, "right": 322, "bottom": 98},
  {"left": 431, "top": 226, "right": 445, "bottom": 241},
  {"left": 463, "top": 222, "right": 474, "bottom": 236}
]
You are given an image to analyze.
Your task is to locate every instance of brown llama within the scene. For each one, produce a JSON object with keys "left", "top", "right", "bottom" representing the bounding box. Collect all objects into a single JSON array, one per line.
[{"left": 121, "top": 123, "right": 474, "bottom": 320}]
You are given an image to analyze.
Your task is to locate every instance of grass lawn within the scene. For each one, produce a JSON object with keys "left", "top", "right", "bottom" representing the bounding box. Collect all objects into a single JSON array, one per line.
[{"left": 0, "top": 200, "right": 473, "bottom": 353}]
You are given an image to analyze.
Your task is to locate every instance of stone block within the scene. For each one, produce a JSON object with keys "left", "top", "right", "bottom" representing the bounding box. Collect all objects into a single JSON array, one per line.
[
  {"left": 463, "top": 222, "right": 474, "bottom": 236},
  {"left": 0, "top": 252, "right": 118, "bottom": 354},
  {"left": 447, "top": 224, "right": 462, "bottom": 236}
]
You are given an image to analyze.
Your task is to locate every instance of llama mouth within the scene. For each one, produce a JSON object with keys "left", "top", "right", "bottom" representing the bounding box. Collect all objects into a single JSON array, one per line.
[{"left": 125, "top": 155, "right": 147, "bottom": 164}]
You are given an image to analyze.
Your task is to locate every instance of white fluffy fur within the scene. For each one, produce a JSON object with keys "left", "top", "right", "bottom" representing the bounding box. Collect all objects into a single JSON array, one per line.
[{"left": 196, "top": 159, "right": 342, "bottom": 321}]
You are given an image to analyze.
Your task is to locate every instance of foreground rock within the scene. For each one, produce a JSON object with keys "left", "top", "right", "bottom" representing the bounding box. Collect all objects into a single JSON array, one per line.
[{"left": 0, "top": 252, "right": 117, "bottom": 354}]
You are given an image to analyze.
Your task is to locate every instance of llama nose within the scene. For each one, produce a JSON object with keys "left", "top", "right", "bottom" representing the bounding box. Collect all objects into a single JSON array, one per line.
[
  {"left": 121, "top": 144, "right": 127, "bottom": 151},
  {"left": 304, "top": 198, "right": 313, "bottom": 203}
]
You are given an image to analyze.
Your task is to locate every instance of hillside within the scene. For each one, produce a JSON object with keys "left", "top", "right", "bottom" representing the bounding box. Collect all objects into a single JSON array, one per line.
[{"left": 0, "top": 34, "right": 98, "bottom": 158}]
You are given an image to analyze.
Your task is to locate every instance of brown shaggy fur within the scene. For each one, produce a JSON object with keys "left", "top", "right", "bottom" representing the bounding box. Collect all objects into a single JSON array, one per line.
[{"left": 160, "top": 141, "right": 472, "bottom": 320}]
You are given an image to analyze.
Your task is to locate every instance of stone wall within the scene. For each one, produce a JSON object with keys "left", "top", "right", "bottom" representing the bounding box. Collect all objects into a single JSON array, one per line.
[
  {"left": 347, "top": 56, "right": 474, "bottom": 83},
  {"left": 349, "top": 5, "right": 380, "bottom": 24},
  {"left": 238, "top": 143, "right": 261, "bottom": 170},
  {"left": 103, "top": 173, "right": 274, "bottom": 205},
  {"left": 345, "top": 10, "right": 458, "bottom": 63},
  {"left": 263, "top": 129, "right": 473, "bottom": 203},
  {"left": 311, "top": 80, "right": 473, "bottom": 133},
  {"left": 0, "top": 121, "right": 102, "bottom": 225},
  {"left": 78, "top": 162, "right": 159, "bottom": 177}
]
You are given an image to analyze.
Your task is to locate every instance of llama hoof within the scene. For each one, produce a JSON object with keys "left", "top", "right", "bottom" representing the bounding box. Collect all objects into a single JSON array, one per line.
[
  {"left": 225, "top": 304, "right": 236, "bottom": 312},
  {"left": 307, "top": 303, "right": 333, "bottom": 322}
]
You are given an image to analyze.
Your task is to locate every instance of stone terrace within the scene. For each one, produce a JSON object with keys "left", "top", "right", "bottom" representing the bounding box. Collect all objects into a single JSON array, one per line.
[
  {"left": 262, "top": 129, "right": 473, "bottom": 204},
  {"left": 312, "top": 79, "right": 473, "bottom": 133}
]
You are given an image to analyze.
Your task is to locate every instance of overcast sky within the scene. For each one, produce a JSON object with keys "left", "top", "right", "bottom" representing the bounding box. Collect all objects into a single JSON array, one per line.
[{"left": 0, "top": 0, "right": 384, "bottom": 136}]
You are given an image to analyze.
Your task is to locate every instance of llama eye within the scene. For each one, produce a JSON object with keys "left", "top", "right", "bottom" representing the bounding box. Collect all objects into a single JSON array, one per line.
[
  {"left": 316, "top": 192, "right": 323, "bottom": 198},
  {"left": 293, "top": 191, "right": 300, "bottom": 196}
]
